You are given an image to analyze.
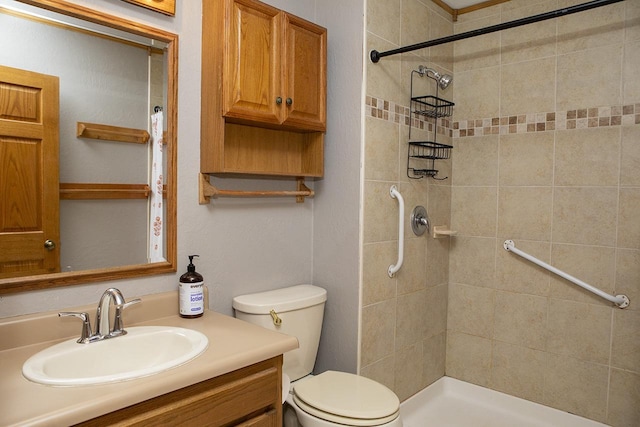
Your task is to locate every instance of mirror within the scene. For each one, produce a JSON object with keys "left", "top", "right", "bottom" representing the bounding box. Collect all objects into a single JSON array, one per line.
[{"left": 0, "top": 0, "right": 177, "bottom": 293}]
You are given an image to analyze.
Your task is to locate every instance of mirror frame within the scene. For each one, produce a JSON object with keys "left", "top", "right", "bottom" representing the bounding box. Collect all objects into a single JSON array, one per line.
[{"left": 0, "top": 0, "right": 178, "bottom": 294}]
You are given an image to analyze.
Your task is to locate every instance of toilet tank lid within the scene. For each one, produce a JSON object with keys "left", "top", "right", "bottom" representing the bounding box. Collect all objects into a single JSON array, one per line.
[{"left": 232, "top": 284, "right": 327, "bottom": 314}]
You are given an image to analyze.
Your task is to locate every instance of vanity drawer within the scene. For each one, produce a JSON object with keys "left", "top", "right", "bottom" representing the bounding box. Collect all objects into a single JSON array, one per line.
[{"left": 76, "top": 356, "right": 282, "bottom": 427}]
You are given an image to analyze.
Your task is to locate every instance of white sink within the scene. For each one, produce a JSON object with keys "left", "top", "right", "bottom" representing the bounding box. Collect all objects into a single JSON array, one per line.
[{"left": 22, "top": 326, "right": 208, "bottom": 386}]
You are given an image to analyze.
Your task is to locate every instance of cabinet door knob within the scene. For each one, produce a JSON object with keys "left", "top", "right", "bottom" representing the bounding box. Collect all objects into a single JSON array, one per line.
[
  {"left": 44, "top": 239, "right": 56, "bottom": 251},
  {"left": 286, "top": 97, "right": 293, "bottom": 106},
  {"left": 276, "top": 97, "right": 282, "bottom": 105}
]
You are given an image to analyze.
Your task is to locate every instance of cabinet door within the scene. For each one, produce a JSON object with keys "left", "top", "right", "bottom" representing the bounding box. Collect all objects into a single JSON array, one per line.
[
  {"left": 281, "top": 14, "right": 326, "bottom": 131},
  {"left": 224, "top": 0, "right": 281, "bottom": 125}
]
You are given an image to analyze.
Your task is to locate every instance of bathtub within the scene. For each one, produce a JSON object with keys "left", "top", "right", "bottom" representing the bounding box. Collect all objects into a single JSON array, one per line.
[{"left": 400, "top": 376, "right": 609, "bottom": 427}]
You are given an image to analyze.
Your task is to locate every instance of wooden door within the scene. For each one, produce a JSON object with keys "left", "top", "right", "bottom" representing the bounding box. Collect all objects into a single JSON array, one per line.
[
  {"left": 281, "top": 13, "right": 326, "bottom": 131},
  {"left": 224, "top": 0, "right": 282, "bottom": 126},
  {"left": 0, "top": 65, "right": 60, "bottom": 278}
]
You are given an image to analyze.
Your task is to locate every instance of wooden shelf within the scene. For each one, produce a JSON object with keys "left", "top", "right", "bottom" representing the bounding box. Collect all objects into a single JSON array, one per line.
[{"left": 77, "top": 122, "right": 150, "bottom": 144}]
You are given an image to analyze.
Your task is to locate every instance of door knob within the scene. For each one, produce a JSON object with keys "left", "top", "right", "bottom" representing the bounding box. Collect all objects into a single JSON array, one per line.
[
  {"left": 44, "top": 239, "right": 56, "bottom": 251},
  {"left": 286, "top": 97, "right": 292, "bottom": 106},
  {"left": 276, "top": 97, "right": 282, "bottom": 105}
]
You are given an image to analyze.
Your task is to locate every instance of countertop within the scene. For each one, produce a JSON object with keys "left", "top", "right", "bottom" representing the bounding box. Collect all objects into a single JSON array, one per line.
[{"left": 0, "top": 290, "right": 298, "bottom": 426}]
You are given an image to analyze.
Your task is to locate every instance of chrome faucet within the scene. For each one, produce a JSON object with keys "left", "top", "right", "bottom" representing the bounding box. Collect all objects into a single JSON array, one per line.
[{"left": 59, "top": 288, "right": 141, "bottom": 344}]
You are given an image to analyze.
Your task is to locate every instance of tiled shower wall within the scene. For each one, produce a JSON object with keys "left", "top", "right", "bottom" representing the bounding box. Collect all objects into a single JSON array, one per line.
[
  {"left": 447, "top": 1, "right": 640, "bottom": 426},
  {"left": 361, "top": 0, "right": 454, "bottom": 401},
  {"left": 363, "top": 0, "right": 640, "bottom": 425}
]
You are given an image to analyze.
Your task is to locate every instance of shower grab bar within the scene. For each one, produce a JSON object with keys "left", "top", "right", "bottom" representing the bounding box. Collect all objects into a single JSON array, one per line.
[
  {"left": 388, "top": 186, "right": 404, "bottom": 277},
  {"left": 503, "top": 240, "right": 630, "bottom": 309}
]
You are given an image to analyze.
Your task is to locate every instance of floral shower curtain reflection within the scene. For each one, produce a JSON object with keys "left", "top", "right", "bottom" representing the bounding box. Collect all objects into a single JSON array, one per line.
[{"left": 149, "top": 109, "right": 164, "bottom": 262}]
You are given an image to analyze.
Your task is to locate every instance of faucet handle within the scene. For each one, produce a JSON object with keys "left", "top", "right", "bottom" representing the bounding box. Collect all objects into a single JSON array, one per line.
[
  {"left": 111, "top": 298, "right": 142, "bottom": 337},
  {"left": 59, "top": 311, "right": 95, "bottom": 344}
]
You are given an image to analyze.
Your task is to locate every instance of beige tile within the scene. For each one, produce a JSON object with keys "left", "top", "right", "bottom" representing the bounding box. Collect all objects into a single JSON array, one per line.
[
  {"left": 612, "top": 308, "right": 640, "bottom": 373},
  {"left": 446, "top": 331, "right": 492, "bottom": 387},
  {"left": 447, "top": 283, "right": 495, "bottom": 338},
  {"left": 620, "top": 125, "right": 640, "bottom": 186},
  {"left": 607, "top": 369, "right": 640, "bottom": 427},
  {"left": 451, "top": 186, "right": 497, "bottom": 237},
  {"left": 623, "top": 40, "right": 640, "bottom": 104},
  {"left": 552, "top": 187, "right": 618, "bottom": 246},
  {"left": 556, "top": 1, "right": 624, "bottom": 54},
  {"left": 556, "top": 45, "right": 623, "bottom": 111},
  {"left": 542, "top": 353, "right": 609, "bottom": 423},
  {"left": 626, "top": 0, "right": 640, "bottom": 43},
  {"left": 426, "top": 184, "right": 451, "bottom": 230},
  {"left": 367, "top": 0, "right": 401, "bottom": 45},
  {"left": 496, "top": 239, "right": 551, "bottom": 297},
  {"left": 396, "top": 237, "right": 427, "bottom": 295},
  {"left": 361, "top": 299, "right": 396, "bottom": 366},
  {"left": 394, "top": 343, "right": 424, "bottom": 401},
  {"left": 618, "top": 188, "right": 640, "bottom": 250},
  {"left": 429, "top": 9, "right": 454, "bottom": 72},
  {"left": 491, "top": 341, "right": 546, "bottom": 403},
  {"left": 499, "top": 132, "right": 554, "bottom": 186},
  {"left": 449, "top": 236, "right": 497, "bottom": 288},
  {"left": 494, "top": 291, "right": 547, "bottom": 350},
  {"left": 451, "top": 67, "right": 501, "bottom": 120},
  {"left": 549, "top": 244, "right": 617, "bottom": 305},
  {"left": 396, "top": 289, "right": 427, "bottom": 349},
  {"left": 362, "top": 242, "right": 397, "bottom": 306},
  {"left": 497, "top": 186, "right": 552, "bottom": 241},
  {"left": 453, "top": 15, "right": 501, "bottom": 72},
  {"left": 500, "top": 1, "right": 558, "bottom": 64},
  {"left": 424, "top": 283, "right": 448, "bottom": 340},
  {"left": 360, "top": 355, "right": 396, "bottom": 394},
  {"left": 545, "top": 298, "right": 612, "bottom": 364},
  {"left": 400, "top": 0, "right": 430, "bottom": 50},
  {"left": 422, "top": 332, "right": 446, "bottom": 387},
  {"left": 501, "top": 57, "right": 556, "bottom": 116},
  {"left": 554, "top": 127, "right": 621, "bottom": 187},
  {"left": 451, "top": 135, "right": 499, "bottom": 186},
  {"left": 365, "top": 116, "right": 400, "bottom": 182},
  {"left": 366, "top": 34, "right": 403, "bottom": 106},
  {"left": 426, "top": 236, "right": 450, "bottom": 287},
  {"left": 363, "top": 180, "right": 399, "bottom": 244},
  {"left": 615, "top": 249, "right": 640, "bottom": 312}
]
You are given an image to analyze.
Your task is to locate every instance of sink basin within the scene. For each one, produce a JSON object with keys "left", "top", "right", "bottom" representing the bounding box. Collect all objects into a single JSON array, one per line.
[{"left": 22, "top": 326, "right": 208, "bottom": 386}]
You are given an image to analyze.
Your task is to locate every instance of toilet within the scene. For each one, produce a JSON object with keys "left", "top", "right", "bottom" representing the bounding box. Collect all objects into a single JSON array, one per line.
[{"left": 233, "top": 284, "right": 402, "bottom": 427}]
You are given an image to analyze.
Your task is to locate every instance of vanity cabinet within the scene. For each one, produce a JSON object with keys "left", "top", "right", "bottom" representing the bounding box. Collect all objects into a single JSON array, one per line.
[
  {"left": 76, "top": 356, "right": 282, "bottom": 427},
  {"left": 201, "top": 0, "right": 326, "bottom": 177}
]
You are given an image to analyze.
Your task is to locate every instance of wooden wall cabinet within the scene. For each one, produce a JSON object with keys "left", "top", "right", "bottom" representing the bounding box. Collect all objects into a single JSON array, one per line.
[
  {"left": 76, "top": 357, "right": 282, "bottom": 427},
  {"left": 201, "top": 0, "right": 326, "bottom": 178}
]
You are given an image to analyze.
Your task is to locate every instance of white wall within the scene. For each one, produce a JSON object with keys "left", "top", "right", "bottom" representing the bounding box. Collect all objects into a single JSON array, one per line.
[{"left": 0, "top": 0, "right": 365, "bottom": 375}]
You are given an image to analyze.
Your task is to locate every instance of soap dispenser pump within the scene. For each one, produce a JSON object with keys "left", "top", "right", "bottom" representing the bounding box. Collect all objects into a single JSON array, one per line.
[{"left": 179, "top": 255, "right": 204, "bottom": 318}]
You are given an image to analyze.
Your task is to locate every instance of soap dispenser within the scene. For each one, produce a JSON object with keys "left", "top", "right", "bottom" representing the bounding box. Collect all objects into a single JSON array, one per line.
[{"left": 179, "top": 255, "right": 204, "bottom": 318}]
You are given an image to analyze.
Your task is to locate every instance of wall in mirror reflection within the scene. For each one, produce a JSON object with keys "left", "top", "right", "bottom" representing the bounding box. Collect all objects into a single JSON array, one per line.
[{"left": 1, "top": 9, "right": 167, "bottom": 271}]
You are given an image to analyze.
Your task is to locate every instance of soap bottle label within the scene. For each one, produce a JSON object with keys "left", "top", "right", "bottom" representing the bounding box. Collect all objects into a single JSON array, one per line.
[{"left": 179, "top": 281, "right": 204, "bottom": 316}]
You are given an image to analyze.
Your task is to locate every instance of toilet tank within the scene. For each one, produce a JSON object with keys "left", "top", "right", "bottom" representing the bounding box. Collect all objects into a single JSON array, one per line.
[{"left": 232, "top": 284, "right": 327, "bottom": 382}]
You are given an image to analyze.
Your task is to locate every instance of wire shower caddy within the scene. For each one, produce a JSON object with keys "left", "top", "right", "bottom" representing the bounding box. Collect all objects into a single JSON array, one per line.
[{"left": 407, "top": 69, "right": 454, "bottom": 179}]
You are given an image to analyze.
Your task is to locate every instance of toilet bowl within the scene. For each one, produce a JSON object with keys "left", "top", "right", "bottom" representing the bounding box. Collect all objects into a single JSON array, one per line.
[{"left": 232, "top": 285, "right": 403, "bottom": 427}]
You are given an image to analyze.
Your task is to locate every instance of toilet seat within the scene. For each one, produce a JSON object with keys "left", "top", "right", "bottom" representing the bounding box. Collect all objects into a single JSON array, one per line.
[{"left": 292, "top": 371, "right": 400, "bottom": 426}]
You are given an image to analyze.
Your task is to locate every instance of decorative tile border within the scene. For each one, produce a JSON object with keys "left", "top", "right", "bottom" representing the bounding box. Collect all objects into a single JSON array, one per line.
[{"left": 365, "top": 95, "right": 640, "bottom": 138}]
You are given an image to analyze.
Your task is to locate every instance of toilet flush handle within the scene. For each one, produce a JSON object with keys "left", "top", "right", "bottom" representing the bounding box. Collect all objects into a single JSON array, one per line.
[{"left": 270, "top": 309, "right": 283, "bottom": 326}]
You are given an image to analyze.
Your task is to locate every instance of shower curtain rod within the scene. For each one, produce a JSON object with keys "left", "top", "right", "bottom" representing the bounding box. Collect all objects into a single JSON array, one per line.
[{"left": 370, "top": 0, "right": 624, "bottom": 63}]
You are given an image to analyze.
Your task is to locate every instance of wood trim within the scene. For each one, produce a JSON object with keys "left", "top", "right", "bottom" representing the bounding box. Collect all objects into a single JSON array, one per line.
[
  {"left": 77, "top": 122, "right": 150, "bottom": 144},
  {"left": 199, "top": 174, "right": 313, "bottom": 205},
  {"left": 59, "top": 183, "right": 151, "bottom": 200},
  {"left": 122, "top": 0, "right": 176, "bottom": 17}
]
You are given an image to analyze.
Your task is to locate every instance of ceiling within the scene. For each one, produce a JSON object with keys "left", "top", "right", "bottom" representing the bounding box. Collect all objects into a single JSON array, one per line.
[{"left": 441, "top": 0, "right": 490, "bottom": 7}]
